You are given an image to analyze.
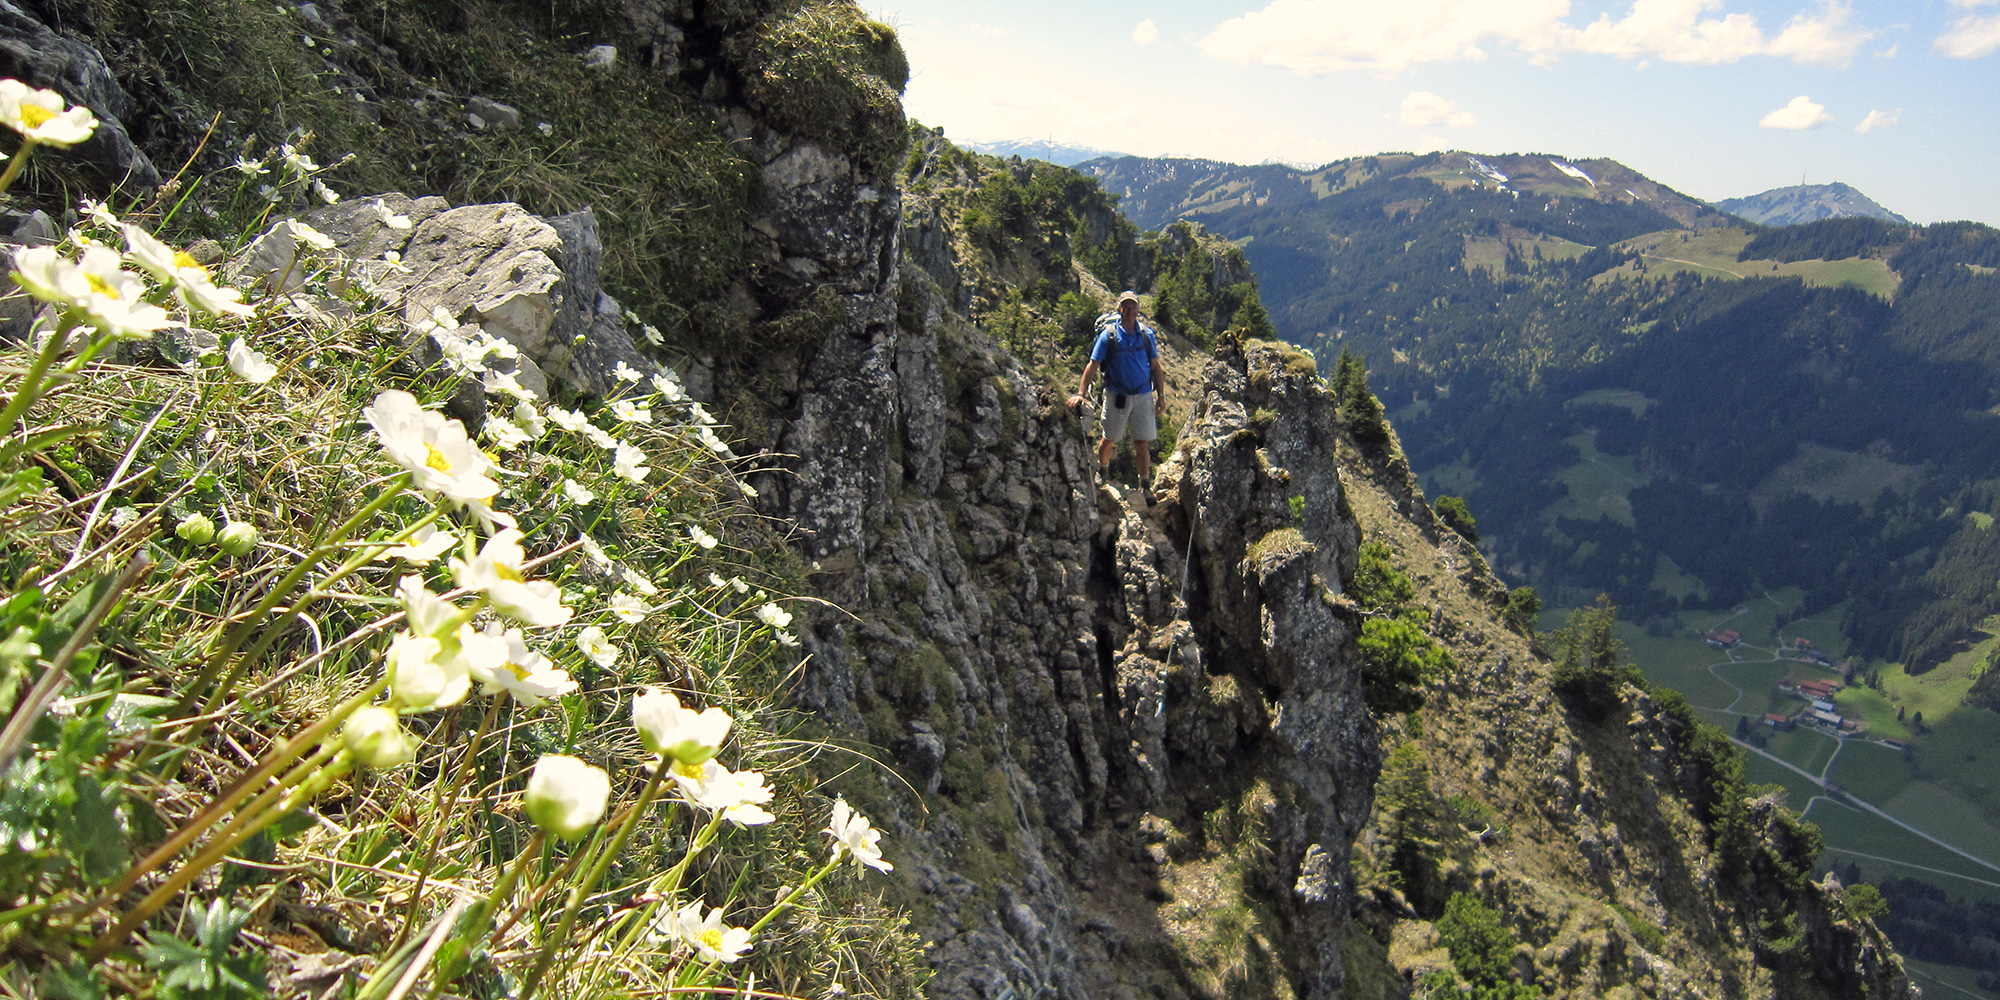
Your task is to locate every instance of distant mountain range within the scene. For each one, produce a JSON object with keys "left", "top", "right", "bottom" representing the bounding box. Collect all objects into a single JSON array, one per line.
[
  {"left": 962, "top": 138, "right": 1128, "bottom": 166},
  {"left": 1716, "top": 182, "right": 1909, "bottom": 226}
]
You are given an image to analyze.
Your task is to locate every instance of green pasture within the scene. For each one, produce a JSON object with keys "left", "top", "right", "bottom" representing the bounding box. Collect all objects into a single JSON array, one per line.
[
  {"left": 1753, "top": 443, "right": 1918, "bottom": 511},
  {"left": 1910, "top": 706, "right": 2000, "bottom": 820},
  {"left": 1619, "top": 621, "right": 1739, "bottom": 709},
  {"left": 1826, "top": 739, "right": 1916, "bottom": 803},
  {"left": 1880, "top": 782, "right": 2000, "bottom": 867},
  {"left": 1421, "top": 460, "right": 1481, "bottom": 497},
  {"left": 1564, "top": 388, "right": 1658, "bottom": 418},
  {"left": 1762, "top": 726, "right": 1839, "bottom": 776},
  {"left": 1777, "top": 600, "right": 1850, "bottom": 655},
  {"left": 1745, "top": 753, "right": 1822, "bottom": 808},
  {"left": 1783, "top": 257, "right": 1899, "bottom": 299},
  {"left": 1648, "top": 554, "right": 1707, "bottom": 602},
  {"left": 1551, "top": 432, "right": 1647, "bottom": 526},
  {"left": 1606, "top": 225, "right": 1900, "bottom": 297},
  {"left": 1803, "top": 799, "right": 2000, "bottom": 886},
  {"left": 1902, "top": 957, "right": 2000, "bottom": 1000}
]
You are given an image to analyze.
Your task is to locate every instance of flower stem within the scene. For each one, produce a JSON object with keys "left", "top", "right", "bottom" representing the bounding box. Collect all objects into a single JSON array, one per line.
[
  {"left": 89, "top": 677, "right": 386, "bottom": 914},
  {"left": 0, "top": 139, "right": 40, "bottom": 198},
  {"left": 516, "top": 755, "right": 673, "bottom": 1000},
  {"left": 393, "top": 695, "right": 503, "bottom": 949},
  {"left": 746, "top": 854, "right": 844, "bottom": 938},
  {"left": 0, "top": 312, "right": 76, "bottom": 433},
  {"left": 86, "top": 751, "right": 357, "bottom": 962}
]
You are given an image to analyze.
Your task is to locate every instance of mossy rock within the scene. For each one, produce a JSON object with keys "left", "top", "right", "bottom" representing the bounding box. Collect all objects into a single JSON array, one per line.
[{"left": 736, "top": 0, "right": 910, "bottom": 178}]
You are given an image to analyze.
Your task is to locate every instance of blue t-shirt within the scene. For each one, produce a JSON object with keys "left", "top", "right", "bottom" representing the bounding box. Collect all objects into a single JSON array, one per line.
[{"left": 1090, "top": 322, "right": 1158, "bottom": 396}]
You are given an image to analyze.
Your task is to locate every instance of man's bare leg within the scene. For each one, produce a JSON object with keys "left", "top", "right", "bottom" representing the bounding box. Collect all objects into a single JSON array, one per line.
[
  {"left": 1134, "top": 441, "right": 1151, "bottom": 483},
  {"left": 1098, "top": 437, "right": 1114, "bottom": 474}
]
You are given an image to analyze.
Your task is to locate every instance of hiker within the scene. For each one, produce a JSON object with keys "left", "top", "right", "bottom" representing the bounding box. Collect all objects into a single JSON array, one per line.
[{"left": 1067, "top": 290, "right": 1164, "bottom": 489}]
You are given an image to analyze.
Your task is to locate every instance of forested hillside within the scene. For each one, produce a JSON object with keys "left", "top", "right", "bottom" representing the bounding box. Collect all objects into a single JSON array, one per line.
[{"left": 1085, "top": 151, "right": 2000, "bottom": 672}]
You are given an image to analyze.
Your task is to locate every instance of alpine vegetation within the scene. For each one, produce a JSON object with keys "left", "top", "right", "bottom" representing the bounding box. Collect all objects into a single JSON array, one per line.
[{"left": 0, "top": 83, "right": 912, "bottom": 999}]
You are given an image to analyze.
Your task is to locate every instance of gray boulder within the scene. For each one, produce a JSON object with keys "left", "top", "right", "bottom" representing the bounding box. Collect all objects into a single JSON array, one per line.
[{"left": 0, "top": 0, "right": 160, "bottom": 191}]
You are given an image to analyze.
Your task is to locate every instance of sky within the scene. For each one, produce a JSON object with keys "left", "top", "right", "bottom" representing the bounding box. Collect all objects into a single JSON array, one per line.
[{"left": 875, "top": 0, "right": 2000, "bottom": 225}]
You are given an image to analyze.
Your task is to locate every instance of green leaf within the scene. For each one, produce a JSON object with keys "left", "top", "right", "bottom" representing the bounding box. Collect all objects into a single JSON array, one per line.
[
  {"left": 54, "top": 775, "right": 126, "bottom": 884},
  {"left": 0, "top": 467, "right": 46, "bottom": 508}
]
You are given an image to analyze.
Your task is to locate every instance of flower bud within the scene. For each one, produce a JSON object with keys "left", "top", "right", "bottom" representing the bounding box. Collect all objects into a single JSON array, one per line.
[
  {"left": 343, "top": 705, "right": 415, "bottom": 768},
  {"left": 175, "top": 512, "right": 216, "bottom": 545},
  {"left": 524, "top": 754, "right": 611, "bottom": 841},
  {"left": 632, "top": 687, "right": 731, "bottom": 765},
  {"left": 215, "top": 520, "right": 259, "bottom": 556}
]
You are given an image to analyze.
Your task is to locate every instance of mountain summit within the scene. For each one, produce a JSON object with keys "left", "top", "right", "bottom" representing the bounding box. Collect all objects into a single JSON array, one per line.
[{"left": 1717, "top": 181, "right": 1910, "bottom": 226}]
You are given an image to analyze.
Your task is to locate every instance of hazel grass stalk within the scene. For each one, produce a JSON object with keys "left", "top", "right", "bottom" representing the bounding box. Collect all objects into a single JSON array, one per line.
[
  {"left": 86, "top": 740, "right": 362, "bottom": 962},
  {"left": 85, "top": 674, "right": 391, "bottom": 918}
]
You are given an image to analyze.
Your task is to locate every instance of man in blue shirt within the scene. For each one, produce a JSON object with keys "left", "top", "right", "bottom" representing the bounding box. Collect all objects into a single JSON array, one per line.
[{"left": 1067, "top": 290, "right": 1165, "bottom": 491}]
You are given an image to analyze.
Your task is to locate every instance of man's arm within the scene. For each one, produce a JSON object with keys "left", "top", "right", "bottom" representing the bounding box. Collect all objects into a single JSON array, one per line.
[
  {"left": 1150, "top": 353, "right": 1166, "bottom": 413},
  {"left": 1068, "top": 359, "right": 1100, "bottom": 411}
]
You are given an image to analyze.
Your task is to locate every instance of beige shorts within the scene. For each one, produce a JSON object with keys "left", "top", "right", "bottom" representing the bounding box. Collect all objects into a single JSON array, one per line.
[{"left": 1100, "top": 390, "right": 1157, "bottom": 442}]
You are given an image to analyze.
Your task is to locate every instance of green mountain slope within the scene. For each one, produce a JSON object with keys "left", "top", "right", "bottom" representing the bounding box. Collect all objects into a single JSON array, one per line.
[{"left": 1086, "top": 151, "right": 2000, "bottom": 674}]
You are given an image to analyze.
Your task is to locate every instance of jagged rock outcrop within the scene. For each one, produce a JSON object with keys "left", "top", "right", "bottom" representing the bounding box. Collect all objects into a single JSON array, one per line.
[{"left": 0, "top": 0, "right": 158, "bottom": 190}]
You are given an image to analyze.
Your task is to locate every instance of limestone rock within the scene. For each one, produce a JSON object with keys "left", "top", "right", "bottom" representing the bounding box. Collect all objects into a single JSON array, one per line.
[{"left": 0, "top": 1, "right": 160, "bottom": 192}]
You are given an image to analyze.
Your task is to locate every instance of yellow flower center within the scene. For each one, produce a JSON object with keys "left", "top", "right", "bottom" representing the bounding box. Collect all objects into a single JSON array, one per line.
[
  {"left": 173, "top": 250, "right": 210, "bottom": 278},
  {"left": 423, "top": 442, "right": 454, "bottom": 473},
  {"left": 19, "top": 105, "right": 55, "bottom": 129},
  {"left": 698, "top": 928, "right": 727, "bottom": 951},
  {"left": 497, "top": 563, "right": 526, "bottom": 583},
  {"left": 671, "top": 760, "right": 704, "bottom": 780},
  {"left": 84, "top": 271, "right": 119, "bottom": 299}
]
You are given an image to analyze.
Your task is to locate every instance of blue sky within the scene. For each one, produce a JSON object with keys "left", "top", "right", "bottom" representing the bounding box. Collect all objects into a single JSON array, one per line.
[{"left": 877, "top": 1, "right": 2000, "bottom": 225}]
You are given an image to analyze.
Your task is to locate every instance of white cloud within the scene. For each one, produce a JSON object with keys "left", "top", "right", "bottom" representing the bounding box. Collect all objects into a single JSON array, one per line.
[
  {"left": 1936, "top": 9, "right": 2000, "bottom": 58},
  {"left": 1759, "top": 95, "right": 1832, "bottom": 129},
  {"left": 1198, "top": 0, "right": 1873, "bottom": 76},
  {"left": 1133, "top": 19, "right": 1159, "bottom": 45},
  {"left": 1399, "top": 91, "right": 1479, "bottom": 127},
  {"left": 1853, "top": 108, "right": 1900, "bottom": 133},
  {"left": 969, "top": 22, "right": 1005, "bottom": 38},
  {"left": 1199, "top": 0, "right": 1569, "bottom": 75}
]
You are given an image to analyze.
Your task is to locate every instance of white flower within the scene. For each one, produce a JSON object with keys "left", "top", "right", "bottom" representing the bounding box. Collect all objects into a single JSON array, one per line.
[
  {"left": 697, "top": 425, "right": 731, "bottom": 455},
  {"left": 524, "top": 755, "right": 610, "bottom": 841},
  {"left": 608, "top": 592, "right": 651, "bottom": 624},
  {"left": 673, "top": 760, "right": 777, "bottom": 827},
  {"left": 619, "top": 566, "right": 658, "bottom": 596},
  {"left": 729, "top": 576, "right": 749, "bottom": 594},
  {"left": 687, "top": 524, "right": 718, "bottom": 550},
  {"left": 561, "top": 479, "right": 596, "bottom": 505},
  {"left": 11, "top": 245, "right": 174, "bottom": 339},
  {"left": 482, "top": 415, "right": 531, "bottom": 452},
  {"left": 0, "top": 80, "right": 98, "bottom": 147},
  {"left": 577, "top": 533, "right": 612, "bottom": 570},
  {"left": 610, "top": 399, "right": 651, "bottom": 424},
  {"left": 546, "top": 406, "right": 589, "bottom": 433},
  {"left": 175, "top": 274, "right": 255, "bottom": 318},
  {"left": 379, "top": 249, "right": 410, "bottom": 272},
  {"left": 575, "top": 625, "right": 619, "bottom": 668},
  {"left": 484, "top": 367, "right": 537, "bottom": 401},
  {"left": 738, "top": 479, "right": 758, "bottom": 498},
  {"left": 371, "top": 199, "right": 413, "bottom": 229},
  {"left": 282, "top": 143, "right": 320, "bottom": 176},
  {"left": 631, "top": 687, "right": 731, "bottom": 764},
  {"left": 536, "top": 121, "right": 553, "bottom": 136},
  {"left": 775, "top": 629, "right": 799, "bottom": 648},
  {"left": 689, "top": 402, "right": 719, "bottom": 427},
  {"left": 707, "top": 573, "right": 728, "bottom": 590},
  {"left": 385, "top": 631, "right": 470, "bottom": 712},
  {"left": 512, "top": 400, "right": 545, "bottom": 439},
  {"left": 612, "top": 441, "right": 649, "bottom": 483},
  {"left": 258, "top": 184, "right": 280, "bottom": 203},
  {"left": 343, "top": 705, "right": 416, "bottom": 768},
  {"left": 231, "top": 155, "right": 269, "bottom": 176},
  {"left": 450, "top": 529, "right": 573, "bottom": 627},
  {"left": 754, "top": 602, "right": 792, "bottom": 629},
  {"left": 313, "top": 179, "right": 340, "bottom": 204},
  {"left": 362, "top": 390, "right": 509, "bottom": 513},
  {"left": 651, "top": 372, "right": 686, "bottom": 402},
  {"left": 382, "top": 524, "right": 458, "bottom": 565},
  {"left": 668, "top": 904, "right": 753, "bottom": 964},
  {"left": 825, "top": 798, "right": 892, "bottom": 872},
  {"left": 287, "top": 220, "right": 336, "bottom": 250},
  {"left": 641, "top": 323, "right": 664, "bottom": 346},
  {"left": 473, "top": 622, "right": 576, "bottom": 707},
  {"left": 226, "top": 339, "right": 277, "bottom": 383},
  {"left": 122, "top": 225, "right": 258, "bottom": 318},
  {"left": 397, "top": 575, "right": 469, "bottom": 639},
  {"left": 581, "top": 424, "right": 618, "bottom": 450},
  {"left": 612, "top": 360, "right": 643, "bottom": 383}
]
